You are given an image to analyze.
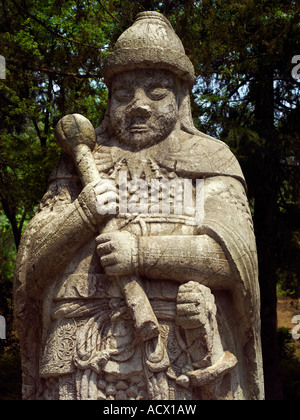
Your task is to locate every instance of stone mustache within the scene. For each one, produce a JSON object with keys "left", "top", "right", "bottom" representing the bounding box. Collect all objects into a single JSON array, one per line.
[{"left": 14, "top": 11, "right": 264, "bottom": 400}]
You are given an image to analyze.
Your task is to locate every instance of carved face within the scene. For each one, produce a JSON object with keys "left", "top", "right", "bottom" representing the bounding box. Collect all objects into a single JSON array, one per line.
[{"left": 110, "top": 69, "right": 179, "bottom": 150}]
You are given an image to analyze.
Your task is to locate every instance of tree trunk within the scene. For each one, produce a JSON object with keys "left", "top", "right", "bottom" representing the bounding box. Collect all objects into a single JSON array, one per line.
[
  {"left": 0, "top": 197, "right": 21, "bottom": 250},
  {"left": 255, "top": 190, "right": 283, "bottom": 400},
  {"left": 252, "top": 69, "right": 283, "bottom": 400}
]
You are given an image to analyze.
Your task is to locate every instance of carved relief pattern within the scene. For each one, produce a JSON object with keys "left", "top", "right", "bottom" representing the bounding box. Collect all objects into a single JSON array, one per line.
[
  {"left": 40, "top": 319, "right": 77, "bottom": 377},
  {"left": 37, "top": 280, "right": 238, "bottom": 400}
]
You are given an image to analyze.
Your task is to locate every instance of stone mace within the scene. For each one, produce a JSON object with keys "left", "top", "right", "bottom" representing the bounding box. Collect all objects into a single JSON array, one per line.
[{"left": 55, "top": 113, "right": 160, "bottom": 342}]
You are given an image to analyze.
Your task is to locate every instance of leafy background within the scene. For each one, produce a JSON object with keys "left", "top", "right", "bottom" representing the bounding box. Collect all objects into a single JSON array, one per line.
[{"left": 0, "top": 0, "right": 299, "bottom": 400}]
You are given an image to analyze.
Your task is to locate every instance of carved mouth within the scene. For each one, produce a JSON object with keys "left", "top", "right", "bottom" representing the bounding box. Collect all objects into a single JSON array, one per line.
[{"left": 128, "top": 124, "right": 149, "bottom": 132}]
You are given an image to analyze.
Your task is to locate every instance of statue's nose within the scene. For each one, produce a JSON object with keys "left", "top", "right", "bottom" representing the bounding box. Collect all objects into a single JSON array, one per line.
[{"left": 127, "top": 90, "right": 152, "bottom": 118}]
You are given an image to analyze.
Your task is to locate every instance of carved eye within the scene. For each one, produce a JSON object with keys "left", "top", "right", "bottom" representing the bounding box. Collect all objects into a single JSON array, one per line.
[
  {"left": 147, "top": 87, "right": 170, "bottom": 101},
  {"left": 113, "top": 89, "right": 133, "bottom": 102}
]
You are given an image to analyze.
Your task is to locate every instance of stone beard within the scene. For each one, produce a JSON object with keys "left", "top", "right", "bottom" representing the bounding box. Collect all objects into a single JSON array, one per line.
[{"left": 14, "top": 11, "right": 264, "bottom": 400}]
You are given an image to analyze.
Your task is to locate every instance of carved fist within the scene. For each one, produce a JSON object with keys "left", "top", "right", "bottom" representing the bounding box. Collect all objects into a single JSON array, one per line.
[
  {"left": 78, "top": 179, "right": 119, "bottom": 226},
  {"left": 96, "top": 231, "right": 139, "bottom": 277},
  {"left": 175, "top": 281, "right": 216, "bottom": 330}
]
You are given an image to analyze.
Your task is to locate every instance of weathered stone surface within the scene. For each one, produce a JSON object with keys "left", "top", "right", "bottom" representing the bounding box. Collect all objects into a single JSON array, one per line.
[{"left": 14, "top": 11, "right": 264, "bottom": 400}]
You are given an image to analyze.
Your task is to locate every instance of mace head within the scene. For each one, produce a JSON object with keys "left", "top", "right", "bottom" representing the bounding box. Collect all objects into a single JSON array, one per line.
[{"left": 55, "top": 114, "right": 96, "bottom": 155}]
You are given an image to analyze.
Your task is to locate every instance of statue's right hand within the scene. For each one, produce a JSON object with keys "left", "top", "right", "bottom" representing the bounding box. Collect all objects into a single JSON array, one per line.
[{"left": 77, "top": 178, "right": 119, "bottom": 225}]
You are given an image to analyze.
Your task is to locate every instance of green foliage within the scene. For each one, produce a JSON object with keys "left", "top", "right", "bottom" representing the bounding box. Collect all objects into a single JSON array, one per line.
[
  {"left": 0, "top": 0, "right": 115, "bottom": 251},
  {"left": 278, "top": 327, "right": 296, "bottom": 360},
  {"left": 277, "top": 272, "right": 299, "bottom": 297},
  {"left": 0, "top": 216, "right": 21, "bottom": 401},
  {"left": 278, "top": 327, "right": 300, "bottom": 400},
  {"left": 0, "top": 351, "right": 22, "bottom": 400},
  {"left": 0, "top": 215, "right": 16, "bottom": 281}
]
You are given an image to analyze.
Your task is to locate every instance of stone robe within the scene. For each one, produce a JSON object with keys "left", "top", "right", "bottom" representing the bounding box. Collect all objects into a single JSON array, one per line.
[{"left": 14, "top": 129, "right": 264, "bottom": 400}]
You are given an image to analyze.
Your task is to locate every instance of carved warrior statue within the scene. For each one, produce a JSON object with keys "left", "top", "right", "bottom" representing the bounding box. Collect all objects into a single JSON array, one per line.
[{"left": 14, "top": 11, "right": 264, "bottom": 400}]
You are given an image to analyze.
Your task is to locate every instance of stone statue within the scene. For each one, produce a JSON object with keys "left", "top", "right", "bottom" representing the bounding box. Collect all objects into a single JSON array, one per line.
[{"left": 14, "top": 11, "right": 264, "bottom": 400}]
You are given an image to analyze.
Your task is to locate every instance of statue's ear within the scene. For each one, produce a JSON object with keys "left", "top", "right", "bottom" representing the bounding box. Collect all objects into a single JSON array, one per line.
[
  {"left": 178, "top": 87, "right": 201, "bottom": 136},
  {"left": 95, "top": 98, "right": 112, "bottom": 145}
]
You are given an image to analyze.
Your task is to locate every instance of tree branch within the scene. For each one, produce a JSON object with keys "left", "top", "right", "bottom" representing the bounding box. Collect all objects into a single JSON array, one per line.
[
  {"left": 6, "top": 58, "right": 101, "bottom": 79},
  {"left": 96, "top": 0, "right": 120, "bottom": 24},
  {"left": 11, "top": 0, "right": 99, "bottom": 49}
]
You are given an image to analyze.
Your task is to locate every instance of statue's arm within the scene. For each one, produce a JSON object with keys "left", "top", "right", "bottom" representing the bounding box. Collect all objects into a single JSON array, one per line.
[
  {"left": 139, "top": 234, "right": 232, "bottom": 289},
  {"left": 96, "top": 176, "right": 256, "bottom": 291},
  {"left": 138, "top": 176, "right": 255, "bottom": 290},
  {"left": 18, "top": 179, "right": 110, "bottom": 298}
]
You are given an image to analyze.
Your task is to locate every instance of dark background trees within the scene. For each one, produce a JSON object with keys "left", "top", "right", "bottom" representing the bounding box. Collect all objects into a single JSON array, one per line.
[{"left": 0, "top": 0, "right": 299, "bottom": 400}]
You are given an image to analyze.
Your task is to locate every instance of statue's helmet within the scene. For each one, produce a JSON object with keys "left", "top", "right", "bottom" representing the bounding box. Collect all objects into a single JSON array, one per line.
[{"left": 103, "top": 11, "right": 195, "bottom": 90}]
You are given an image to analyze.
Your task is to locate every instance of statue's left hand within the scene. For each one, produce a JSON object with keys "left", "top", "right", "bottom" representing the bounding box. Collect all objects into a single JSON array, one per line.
[
  {"left": 175, "top": 281, "right": 214, "bottom": 330},
  {"left": 96, "top": 231, "right": 139, "bottom": 277}
]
